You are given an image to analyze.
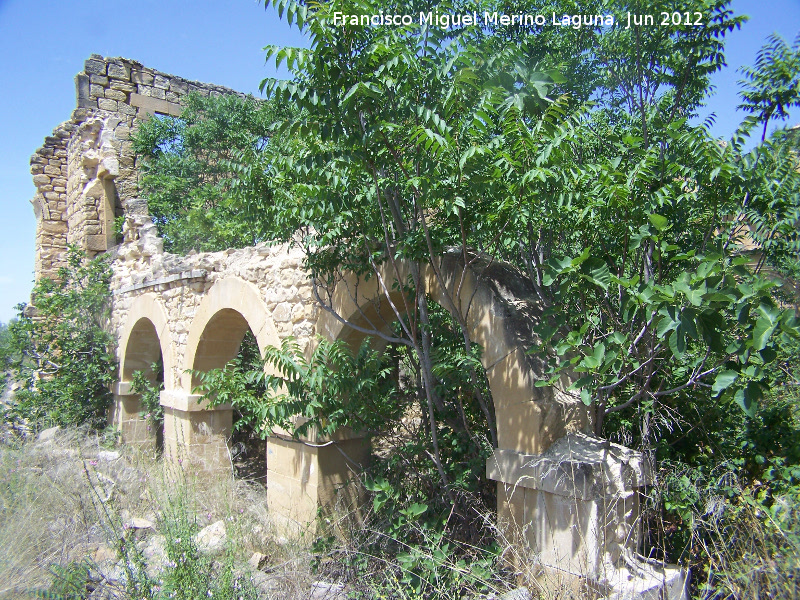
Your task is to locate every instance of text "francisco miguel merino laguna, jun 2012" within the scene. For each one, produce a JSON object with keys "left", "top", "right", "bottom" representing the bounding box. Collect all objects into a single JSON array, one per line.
[{"left": 332, "top": 10, "right": 706, "bottom": 29}]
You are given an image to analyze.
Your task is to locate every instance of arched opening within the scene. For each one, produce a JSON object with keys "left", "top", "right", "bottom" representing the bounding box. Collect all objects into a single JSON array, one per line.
[
  {"left": 166, "top": 277, "right": 280, "bottom": 474},
  {"left": 118, "top": 316, "right": 165, "bottom": 450},
  {"left": 312, "top": 255, "right": 595, "bottom": 564},
  {"left": 316, "top": 254, "right": 591, "bottom": 456},
  {"left": 121, "top": 317, "right": 163, "bottom": 382},
  {"left": 319, "top": 285, "right": 499, "bottom": 546},
  {"left": 189, "top": 309, "right": 266, "bottom": 479},
  {"left": 190, "top": 308, "right": 253, "bottom": 389}
]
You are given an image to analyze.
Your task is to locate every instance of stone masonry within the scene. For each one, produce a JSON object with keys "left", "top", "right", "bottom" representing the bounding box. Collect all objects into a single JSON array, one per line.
[{"left": 31, "top": 54, "right": 245, "bottom": 281}]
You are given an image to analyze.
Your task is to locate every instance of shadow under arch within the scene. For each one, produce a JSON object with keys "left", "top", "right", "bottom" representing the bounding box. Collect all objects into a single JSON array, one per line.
[
  {"left": 183, "top": 277, "right": 281, "bottom": 391},
  {"left": 315, "top": 250, "right": 591, "bottom": 456}
]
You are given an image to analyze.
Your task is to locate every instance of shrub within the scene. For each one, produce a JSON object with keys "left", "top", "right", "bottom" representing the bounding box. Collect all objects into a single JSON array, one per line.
[{"left": 4, "top": 246, "right": 116, "bottom": 432}]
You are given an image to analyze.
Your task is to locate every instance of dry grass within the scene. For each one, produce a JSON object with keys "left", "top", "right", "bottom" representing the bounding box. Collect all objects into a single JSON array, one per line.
[
  {"left": 11, "top": 426, "right": 790, "bottom": 599},
  {"left": 0, "top": 427, "right": 316, "bottom": 599}
]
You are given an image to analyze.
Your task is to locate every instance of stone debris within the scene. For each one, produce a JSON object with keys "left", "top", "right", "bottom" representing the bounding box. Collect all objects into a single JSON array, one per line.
[
  {"left": 139, "top": 533, "right": 167, "bottom": 577},
  {"left": 37, "top": 425, "right": 60, "bottom": 442},
  {"left": 97, "top": 450, "right": 121, "bottom": 462},
  {"left": 194, "top": 519, "right": 226, "bottom": 553},
  {"left": 250, "top": 570, "right": 282, "bottom": 596},
  {"left": 248, "top": 551, "right": 268, "bottom": 571},
  {"left": 310, "top": 581, "right": 347, "bottom": 599},
  {"left": 126, "top": 517, "right": 154, "bottom": 530},
  {"left": 498, "top": 588, "right": 532, "bottom": 600},
  {"left": 92, "top": 543, "right": 117, "bottom": 564}
]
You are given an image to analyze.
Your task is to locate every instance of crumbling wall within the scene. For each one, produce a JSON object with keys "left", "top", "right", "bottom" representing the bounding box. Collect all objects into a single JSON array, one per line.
[
  {"left": 31, "top": 121, "right": 71, "bottom": 279},
  {"left": 30, "top": 55, "right": 245, "bottom": 281}
]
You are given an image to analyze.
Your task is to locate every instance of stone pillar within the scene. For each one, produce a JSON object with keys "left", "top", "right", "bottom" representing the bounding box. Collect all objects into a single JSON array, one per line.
[
  {"left": 109, "top": 381, "right": 156, "bottom": 448},
  {"left": 266, "top": 426, "right": 370, "bottom": 534},
  {"left": 487, "top": 433, "right": 688, "bottom": 599},
  {"left": 160, "top": 390, "right": 233, "bottom": 473}
]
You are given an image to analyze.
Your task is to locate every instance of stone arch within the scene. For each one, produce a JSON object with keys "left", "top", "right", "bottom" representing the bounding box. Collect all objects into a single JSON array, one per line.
[
  {"left": 183, "top": 277, "right": 281, "bottom": 391},
  {"left": 315, "top": 251, "right": 590, "bottom": 456},
  {"left": 119, "top": 293, "right": 174, "bottom": 389}
]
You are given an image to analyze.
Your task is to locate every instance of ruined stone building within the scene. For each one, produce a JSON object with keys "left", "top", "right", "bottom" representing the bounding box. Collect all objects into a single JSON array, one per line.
[{"left": 29, "top": 55, "right": 686, "bottom": 599}]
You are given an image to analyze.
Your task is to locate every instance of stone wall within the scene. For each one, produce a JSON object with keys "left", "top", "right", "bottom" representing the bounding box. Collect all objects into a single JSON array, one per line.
[
  {"left": 111, "top": 213, "right": 317, "bottom": 390},
  {"left": 30, "top": 54, "right": 245, "bottom": 281},
  {"left": 31, "top": 120, "right": 71, "bottom": 278}
]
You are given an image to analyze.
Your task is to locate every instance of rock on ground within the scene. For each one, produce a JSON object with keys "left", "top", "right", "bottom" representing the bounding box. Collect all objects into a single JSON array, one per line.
[{"left": 194, "top": 519, "right": 226, "bottom": 553}]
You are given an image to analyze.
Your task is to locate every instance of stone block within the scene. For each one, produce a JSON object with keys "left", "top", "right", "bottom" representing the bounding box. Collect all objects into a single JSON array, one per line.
[
  {"left": 272, "top": 302, "right": 292, "bottom": 322},
  {"left": 90, "top": 74, "right": 109, "bottom": 85},
  {"left": 104, "top": 89, "right": 128, "bottom": 101},
  {"left": 110, "top": 81, "right": 136, "bottom": 92},
  {"left": 132, "top": 70, "right": 154, "bottom": 85},
  {"left": 130, "top": 93, "right": 182, "bottom": 118},
  {"left": 42, "top": 220, "right": 68, "bottom": 234},
  {"left": 118, "top": 102, "right": 137, "bottom": 116},
  {"left": 162, "top": 404, "right": 232, "bottom": 473},
  {"left": 108, "top": 62, "right": 130, "bottom": 80},
  {"left": 159, "top": 390, "right": 231, "bottom": 412},
  {"left": 85, "top": 234, "right": 107, "bottom": 252},
  {"left": 84, "top": 59, "right": 107, "bottom": 76},
  {"left": 153, "top": 74, "right": 170, "bottom": 89},
  {"left": 97, "top": 98, "right": 118, "bottom": 111},
  {"left": 266, "top": 433, "right": 369, "bottom": 534},
  {"left": 90, "top": 84, "right": 104, "bottom": 97},
  {"left": 75, "top": 73, "right": 93, "bottom": 109},
  {"left": 170, "top": 79, "right": 189, "bottom": 94},
  {"left": 115, "top": 381, "right": 134, "bottom": 395},
  {"left": 486, "top": 434, "right": 650, "bottom": 500}
]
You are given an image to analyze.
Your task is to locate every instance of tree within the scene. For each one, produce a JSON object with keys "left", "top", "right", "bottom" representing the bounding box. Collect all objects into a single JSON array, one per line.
[
  {"left": 132, "top": 92, "right": 294, "bottom": 253},
  {"left": 255, "top": 0, "right": 798, "bottom": 440},
  {"left": 739, "top": 32, "right": 800, "bottom": 143},
  {"left": 132, "top": 0, "right": 800, "bottom": 588},
  {"left": 250, "top": 0, "right": 800, "bottom": 575},
  {"left": 4, "top": 247, "right": 116, "bottom": 431}
]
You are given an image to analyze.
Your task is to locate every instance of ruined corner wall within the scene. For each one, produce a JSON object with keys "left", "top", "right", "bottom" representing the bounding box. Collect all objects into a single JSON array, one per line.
[{"left": 30, "top": 54, "right": 245, "bottom": 281}]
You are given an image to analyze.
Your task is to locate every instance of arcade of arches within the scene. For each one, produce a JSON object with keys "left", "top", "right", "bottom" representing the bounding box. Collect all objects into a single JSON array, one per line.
[{"left": 29, "top": 55, "right": 686, "bottom": 598}]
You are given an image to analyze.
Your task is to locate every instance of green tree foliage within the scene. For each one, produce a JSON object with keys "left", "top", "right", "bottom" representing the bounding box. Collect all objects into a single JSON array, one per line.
[
  {"left": 255, "top": 0, "right": 799, "bottom": 443},
  {"left": 132, "top": 92, "right": 294, "bottom": 253},
  {"left": 130, "top": 359, "right": 164, "bottom": 432},
  {"left": 739, "top": 32, "right": 800, "bottom": 142},
  {"left": 132, "top": 0, "right": 800, "bottom": 591},
  {"left": 0, "top": 321, "right": 14, "bottom": 391},
  {"left": 4, "top": 247, "right": 116, "bottom": 431},
  {"left": 195, "top": 335, "right": 399, "bottom": 439},
  {"left": 251, "top": 0, "right": 800, "bottom": 587}
]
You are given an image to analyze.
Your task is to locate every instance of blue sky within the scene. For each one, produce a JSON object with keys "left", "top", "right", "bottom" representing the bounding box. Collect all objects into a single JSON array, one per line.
[{"left": 0, "top": 0, "right": 798, "bottom": 324}]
